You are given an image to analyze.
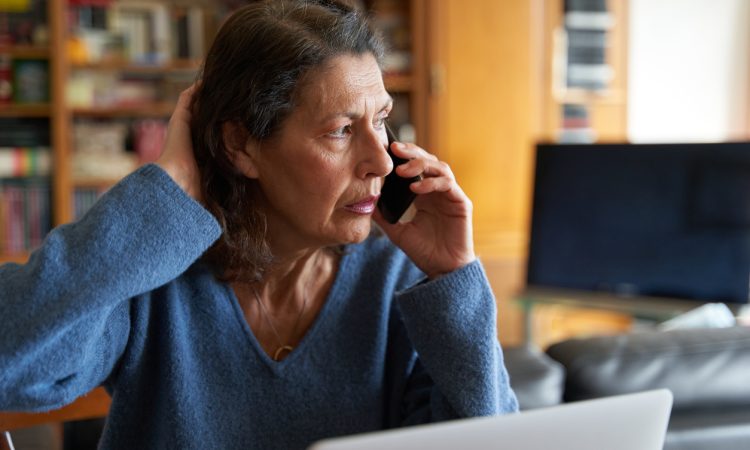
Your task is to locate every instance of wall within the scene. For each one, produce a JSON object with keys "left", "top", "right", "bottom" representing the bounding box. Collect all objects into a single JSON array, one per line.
[{"left": 628, "top": 0, "right": 750, "bottom": 142}]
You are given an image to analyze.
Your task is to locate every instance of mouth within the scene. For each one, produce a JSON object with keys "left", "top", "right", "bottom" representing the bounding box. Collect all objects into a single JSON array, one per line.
[{"left": 344, "top": 195, "right": 380, "bottom": 215}]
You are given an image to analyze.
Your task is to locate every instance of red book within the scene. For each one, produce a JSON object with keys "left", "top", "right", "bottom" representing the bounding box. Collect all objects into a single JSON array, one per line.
[{"left": 0, "top": 54, "right": 13, "bottom": 104}]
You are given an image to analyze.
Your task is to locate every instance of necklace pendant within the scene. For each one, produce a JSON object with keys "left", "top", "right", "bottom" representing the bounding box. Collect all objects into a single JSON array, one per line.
[{"left": 273, "top": 345, "right": 294, "bottom": 361}]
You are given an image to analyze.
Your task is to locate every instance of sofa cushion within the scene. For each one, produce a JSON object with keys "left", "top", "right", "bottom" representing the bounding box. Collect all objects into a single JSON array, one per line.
[
  {"left": 545, "top": 326, "right": 750, "bottom": 411},
  {"left": 664, "top": 406, "right": 750, "bottom": 450},
  {"left": 504, "top": 344, "right": 565, "bottom": 410}
]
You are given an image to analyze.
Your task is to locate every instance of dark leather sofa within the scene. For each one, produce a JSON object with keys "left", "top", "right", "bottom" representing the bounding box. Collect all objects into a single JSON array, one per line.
[{"left": 504, "top": 326, "right": 750, "bottom": 450}]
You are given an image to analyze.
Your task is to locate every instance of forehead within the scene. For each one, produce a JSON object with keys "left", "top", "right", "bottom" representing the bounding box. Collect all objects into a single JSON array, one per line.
[{"left": 296, "top": 53, "right": 390, "bottom": 115}]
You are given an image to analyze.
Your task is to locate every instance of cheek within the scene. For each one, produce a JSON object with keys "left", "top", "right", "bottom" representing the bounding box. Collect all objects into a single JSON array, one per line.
[
  {"left": 314, "top": 163, "right": 352, "bottom": 204},
  {"left": 272, "top": 152, "right": 352, "bottom": 214}
]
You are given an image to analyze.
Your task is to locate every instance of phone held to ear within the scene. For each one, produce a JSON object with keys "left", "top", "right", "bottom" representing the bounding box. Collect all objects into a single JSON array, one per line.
[{"left": 377, "top": 123, "right": 422, "bottom": 224}]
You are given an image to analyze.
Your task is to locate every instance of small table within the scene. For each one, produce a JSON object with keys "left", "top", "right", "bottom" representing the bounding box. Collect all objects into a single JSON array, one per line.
[{"left": 516, "top": 286, "right": 744, "bottom": 343}]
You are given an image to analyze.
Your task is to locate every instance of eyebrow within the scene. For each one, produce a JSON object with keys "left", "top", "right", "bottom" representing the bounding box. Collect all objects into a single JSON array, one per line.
[{"left": 320, "top": 96, "right": 394, "bottom": 122}]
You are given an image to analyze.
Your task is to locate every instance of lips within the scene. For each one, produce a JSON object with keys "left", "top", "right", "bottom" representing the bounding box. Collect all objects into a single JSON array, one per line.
[{"left": 344, "top": 195, "right": 380, "bottom": 214}]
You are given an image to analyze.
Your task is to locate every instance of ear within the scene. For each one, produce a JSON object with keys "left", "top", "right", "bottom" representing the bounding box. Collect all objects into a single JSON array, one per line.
[{"left": 222, "top": 121, "right": 260, "bottom": 179}]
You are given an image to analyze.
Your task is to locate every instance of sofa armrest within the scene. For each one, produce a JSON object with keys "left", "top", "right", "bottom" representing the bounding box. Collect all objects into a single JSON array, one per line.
[
  {"left": 546, "top": 326, "right": 750, "bottom": 411},
  {"left": 504, "top": 345, "right": 565, "bottom": 410}
]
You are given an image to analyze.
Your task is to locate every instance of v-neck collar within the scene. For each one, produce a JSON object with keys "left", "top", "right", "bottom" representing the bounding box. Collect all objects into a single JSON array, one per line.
[{"left": 223, "top": 246, "right": 352, "bottom": 376}]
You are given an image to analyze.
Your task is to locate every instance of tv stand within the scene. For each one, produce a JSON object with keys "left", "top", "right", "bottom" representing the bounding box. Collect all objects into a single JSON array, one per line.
[{"left": 517, "top": 287, "right": 745, "bottom": 344}]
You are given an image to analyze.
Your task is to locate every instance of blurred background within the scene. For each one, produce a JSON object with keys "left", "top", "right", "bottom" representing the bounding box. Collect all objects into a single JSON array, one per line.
[
  {"left": 1, "top": 0, "right": 750, "bottom": 447},
  {"left": 2, "top": 0, "right": 750, "bottom": 348}
]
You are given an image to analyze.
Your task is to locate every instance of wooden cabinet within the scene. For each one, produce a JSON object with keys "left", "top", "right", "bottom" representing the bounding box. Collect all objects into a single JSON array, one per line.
[
  {"left": 0, "top": 0, "right": 62, "bottom": 263},
  {"left": 414, "top": 0, "right": 630, "bottom": 345},
  {"left": 536, "top": 0, "right": 629, "bottom": 143},
  {"left": 413, "top": 0, "right": 539, "bottom": 344}
]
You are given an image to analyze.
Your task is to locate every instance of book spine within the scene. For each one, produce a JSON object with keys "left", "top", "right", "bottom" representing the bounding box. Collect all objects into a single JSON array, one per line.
[
  {"left": 187, "top": 6, "right": 205, "bottom": 60},
  {"left": 0, "top": 177, "right": 51, "bottom": 253},
  {"left": 0, "top": 54, "right": 13, "bottom": 104},
  {"left": 74, "top": 187, "right": 104, "bottom": 220},
  {"left": 5, "top": 184, "right": 24, "bottom": 254},
  {"left": 0, "top": 147, "right": 51, "bottom": 177}
]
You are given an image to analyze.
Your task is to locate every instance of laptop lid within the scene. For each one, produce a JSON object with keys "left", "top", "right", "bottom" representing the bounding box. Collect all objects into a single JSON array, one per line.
[{"left": 309, "top": 389, "right": 673, "bottom": 450}]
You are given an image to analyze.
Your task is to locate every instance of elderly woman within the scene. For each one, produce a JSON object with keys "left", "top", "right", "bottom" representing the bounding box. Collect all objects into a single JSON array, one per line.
[{"left": 0, "top": 1, "right": 518, "bottom": 448}]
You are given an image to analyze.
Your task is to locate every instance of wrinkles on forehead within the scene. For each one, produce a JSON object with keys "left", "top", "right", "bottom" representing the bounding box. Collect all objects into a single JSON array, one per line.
[{"left": 294, "top": 54, "right": 390, "bottom": 124}]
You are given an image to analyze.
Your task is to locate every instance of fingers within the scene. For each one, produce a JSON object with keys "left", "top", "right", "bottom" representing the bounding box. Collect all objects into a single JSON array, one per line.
[
  {"left": 389, "top": 142, "right": 458, "bottom": 192},
  {"left": 156, "top": 83, "right": 203, "bottom": 201},
  {"left": 171, "top": 84, "right": 199, "bottom": 126},
  {"left": 390, "top": 141, "right": 438, "bottom": 162}
]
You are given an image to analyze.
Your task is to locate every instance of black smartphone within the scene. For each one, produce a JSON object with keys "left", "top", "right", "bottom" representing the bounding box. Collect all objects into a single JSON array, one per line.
[{"left": 377, "top": 123, "right": 421, "bottom": 223}]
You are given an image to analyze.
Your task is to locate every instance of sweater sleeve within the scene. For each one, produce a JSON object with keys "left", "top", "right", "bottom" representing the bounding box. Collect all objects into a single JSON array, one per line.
[
  {"left": 0, "top": 164, "right": 221, "bottom": 412},
  {"left": 395, "top": 260, "right": 519, "bottom": 423}
]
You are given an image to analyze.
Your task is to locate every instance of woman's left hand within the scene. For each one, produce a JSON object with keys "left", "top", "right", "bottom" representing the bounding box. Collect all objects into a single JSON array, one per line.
[{"left": 373, "top": 141, "right": 476, "bottom": 279}]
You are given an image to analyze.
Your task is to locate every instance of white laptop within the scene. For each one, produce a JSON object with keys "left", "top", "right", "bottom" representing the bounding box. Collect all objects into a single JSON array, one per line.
[{"left": 309, "top": 389, "right": 673, "bottom": 450}]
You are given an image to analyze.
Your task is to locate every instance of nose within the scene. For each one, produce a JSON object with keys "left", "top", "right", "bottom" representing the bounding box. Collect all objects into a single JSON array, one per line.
[{"left": 356, "top": 127, "right": 393, "bottom": 179}]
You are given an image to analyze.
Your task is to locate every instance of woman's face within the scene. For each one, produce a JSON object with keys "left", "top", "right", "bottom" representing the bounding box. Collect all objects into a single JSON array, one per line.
[{"left": 246, "top": 53, "right": 394, "bottom": 253}]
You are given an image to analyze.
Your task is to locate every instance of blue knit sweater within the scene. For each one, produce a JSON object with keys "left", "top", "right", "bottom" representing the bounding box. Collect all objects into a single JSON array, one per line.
[{"left": 0, "top": 164, "right": 518, "bottom": 449}]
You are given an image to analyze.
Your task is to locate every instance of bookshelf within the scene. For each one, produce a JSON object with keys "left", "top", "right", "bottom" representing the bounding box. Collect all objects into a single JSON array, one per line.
[
  {"left": 0, "top": 0, "right": 54, "bottom": 259},
  {"left": 0, "top": 103, "right": 50, "bottom": 116},
  {"left": 1, "top": 44, "right": 49, "bottom": 59},
  {"left": 0, "top": 0, "right": 430, "bottom": 263},
  {"left": 537, "top": 0, "right": 629, "bottom": 143}
]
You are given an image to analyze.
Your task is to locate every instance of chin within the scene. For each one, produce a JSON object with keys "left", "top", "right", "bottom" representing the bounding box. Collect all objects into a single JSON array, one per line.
[{"left": 338, "top": 218, "right": 373, "bottom": 244}]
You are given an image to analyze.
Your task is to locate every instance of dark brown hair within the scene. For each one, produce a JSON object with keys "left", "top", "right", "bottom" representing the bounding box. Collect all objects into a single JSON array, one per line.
[{"left": 190, "top": 0, "right": 385, "bottom": 282}]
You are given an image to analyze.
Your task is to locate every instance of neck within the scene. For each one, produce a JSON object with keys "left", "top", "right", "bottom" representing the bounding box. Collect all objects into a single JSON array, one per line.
[
  {"left": 253, "top": 248, "right": 330, "bottom": 312},
  {"left": 232, "top": 247, "right": 338, "bottom": 361}
]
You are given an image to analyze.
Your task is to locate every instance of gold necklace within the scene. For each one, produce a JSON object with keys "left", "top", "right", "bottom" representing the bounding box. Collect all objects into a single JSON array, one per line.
[{"left": 251, "top": 286, "right": 309, "bottom": 361}]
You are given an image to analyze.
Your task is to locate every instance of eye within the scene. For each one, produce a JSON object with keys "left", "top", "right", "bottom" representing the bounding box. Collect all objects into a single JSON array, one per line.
[
  {"left": 328, "top": 124, "right": 352, "bottom": 138},
  {"left": 374, "top": 114, "right": 389, "bottom": 129}
]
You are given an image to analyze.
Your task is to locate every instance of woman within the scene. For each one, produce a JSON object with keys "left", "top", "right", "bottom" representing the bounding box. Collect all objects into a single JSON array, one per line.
[{"left": 0, "top": 1, "right": 518, "bottom": 448}]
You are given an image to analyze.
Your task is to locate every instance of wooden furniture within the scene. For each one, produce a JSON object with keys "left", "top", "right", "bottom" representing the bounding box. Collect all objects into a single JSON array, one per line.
[
  {"left": 536, "top": 0, "right": 629, "bottom": 143},
  {"left": 416, "top": 0, "right": 629, "bottom": 346},
  {"left": 0, "top": 388, "right": 110, "bottom": 432},
  {"left": 0, "top": 387, "right": 110, "bottom": 449},
  {"left": 516, "top": 288, "right": 743, "bottom": 348}
]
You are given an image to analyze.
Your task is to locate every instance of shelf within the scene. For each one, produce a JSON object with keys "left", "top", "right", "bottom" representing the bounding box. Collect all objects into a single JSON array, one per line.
[
  {"left": 72, "top": 102, "right": 175, "bottom": 118},
  {"left": 71, "top": 59, "right": 202, "bottom": 73},
  {"left": 0, "top": 252, "right": 29, "bottom": 264},
  {"left": 0, "top": 45, "right": 50, "bottom": 59},
  {"left": 0, "top": 103, "right": 51, "bottom": 117},
  {"left": 554, "top": 88, "right": 626, "bottom": 105}
]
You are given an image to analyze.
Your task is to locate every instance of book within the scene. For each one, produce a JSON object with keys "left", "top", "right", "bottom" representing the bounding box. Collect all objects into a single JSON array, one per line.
[
  {"left": 74, "top": 187, "right": 106, "bottom": 219},
  {"left": 0, "top": 177, "right": 50, "bottom": 253},
  {"left": 172, "top": 5, "right": 208, "bottom": 60},
  {"left": 1, "top": 0, "right": 47, "bottom": 45},
  {"left": 0, "top": 118, "right": 49, "bottom": 146},
  {"left": 0, "top": 147, "right": 51, "bottom": 177},
  {"left": 12, "top": 58, "right": 48, "bottom": 103},
  {"left": 0, "top": 54, "right": 12, "bottom": 104},
  {"left": 110, "top": 1, "right": 171, "bottom": 64},
  {"left": 558, "top": 103, "right": 595, "bottom": 143},
  {"left": 132, "top": 119, "right": 167, "bottom": 164},
  {"left": 564, "top": 0, "right": 608, "bottom": 13},
  {"left": 566, "top": 63, "right": 613, "bottom": 89}
]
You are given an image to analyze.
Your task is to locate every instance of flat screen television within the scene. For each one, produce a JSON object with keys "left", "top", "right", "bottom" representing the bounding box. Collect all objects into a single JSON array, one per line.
[{"left": 527, "top": 142, "right": 750, "bottom": 304}]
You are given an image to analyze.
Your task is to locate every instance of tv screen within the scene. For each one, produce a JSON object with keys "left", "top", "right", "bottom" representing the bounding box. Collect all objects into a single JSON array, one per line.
[{"left": 527, "top": 142, "right": 750, "bottom": 304}]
